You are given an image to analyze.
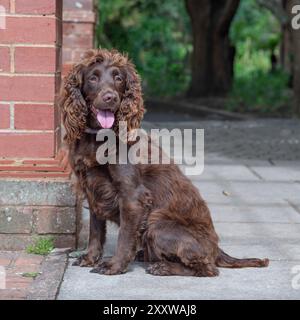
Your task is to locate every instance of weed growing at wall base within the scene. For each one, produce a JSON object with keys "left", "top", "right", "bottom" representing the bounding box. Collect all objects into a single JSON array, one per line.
[{"left": 26, "top": 236, "right": 54, "bottom": 256}]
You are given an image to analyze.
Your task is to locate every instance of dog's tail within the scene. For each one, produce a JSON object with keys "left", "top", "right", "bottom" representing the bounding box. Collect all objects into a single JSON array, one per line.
[{"left": 215, "top": 248, "right": 269, "bottom": 268}]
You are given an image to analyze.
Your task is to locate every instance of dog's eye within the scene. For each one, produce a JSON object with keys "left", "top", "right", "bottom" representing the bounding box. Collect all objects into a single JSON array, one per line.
[
  {"left": 89, "top": 75, "right": 98, "bottom": 82},
  {"left": 115, "top": 75, "right": 123, "bottom": 82}
]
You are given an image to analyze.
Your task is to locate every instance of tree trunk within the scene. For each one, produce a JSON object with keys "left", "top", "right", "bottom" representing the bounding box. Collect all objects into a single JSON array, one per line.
[
  {"left": 280, "top": 0, "right": 293, "bottom": 84},
  {"left": 280, "top": 23, "right": 293, "bottom": 74},
  {"left": 285, "top": 0, "right": 300, "bottom": 114},
  {"left": 291, "top": 1, "right": 300, "bottom": 115},
  {"left": 185, "top": 0, "right": 240, "bottom": 97}
]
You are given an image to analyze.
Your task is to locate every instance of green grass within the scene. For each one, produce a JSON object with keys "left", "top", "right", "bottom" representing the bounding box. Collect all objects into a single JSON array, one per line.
[
  {"left": 26, "top": 236, "right": 54, "bottom": 256},
  {"left": 21, "top": 272, "right": 40, "bottom": 279}
]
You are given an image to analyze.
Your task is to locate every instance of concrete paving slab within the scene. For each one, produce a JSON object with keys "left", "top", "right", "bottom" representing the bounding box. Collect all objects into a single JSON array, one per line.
[
  {"left": 190, "top": 165, "right": 260, "bottom": 181},
  {"left": 214, "top": 222, "right": 300, "bottom": 242},
  {"left": 195, "top": 181, "right": 300, "bottom": 204},
  {"left": 250, "top": 166, "right": 300, "bottom": 182},
  {"left": 210, "top": 203, "right": 300, "bottom": 223},
  {"left": 58, "top": 260, "right": 300, "bottom": 300},
  {"left": 277, "top": 244, "right": 300, "bottom": 261},
  {"left": 272, "top": 160, "right": 300, "bottom": 167}
]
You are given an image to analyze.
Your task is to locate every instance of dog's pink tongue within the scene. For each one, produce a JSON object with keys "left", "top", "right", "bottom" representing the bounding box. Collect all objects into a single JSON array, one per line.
[{"left": 96, "top": 110, "right": 115, "bottom": 129}]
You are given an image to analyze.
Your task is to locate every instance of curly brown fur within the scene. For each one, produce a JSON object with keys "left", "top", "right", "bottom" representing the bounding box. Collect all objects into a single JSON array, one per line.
[{"left": 60, "top": 49, "right": 269, "bottom": 276}]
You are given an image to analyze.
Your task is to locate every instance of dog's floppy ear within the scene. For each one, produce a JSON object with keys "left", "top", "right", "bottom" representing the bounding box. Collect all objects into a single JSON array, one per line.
[
  {"left": 117, "top": 60, "right": 145, "bottom": 133},
  {"left": 59, "top": 64, "right": 88, "bottom": 145}
]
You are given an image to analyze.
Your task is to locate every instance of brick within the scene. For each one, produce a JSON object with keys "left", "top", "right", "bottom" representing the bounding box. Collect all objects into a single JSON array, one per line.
[
  {"left": 54, "top": 126, "right": 62, "bottom": 161},
  {"left": 6, "top": 277, "right": 33, "bottom": 290},
  {"left": 72, "top": 49, "right": 87, "bottom": 61},
  {"left": 0, "top": 0, "right": 10, "bottom": 12},
  {"left": 0, "top": 104, "right": 10, "bottom": 129},
  {"left": 36, "top": 207, "right": 76, "bottom": 234},
  {"left": 13, "top": 264, "right": 40, "bottom": 273},
  {"left": 63, "top": 11, "right": 96, "bottom": 23},
  {"left": 0, "top": 235, "right": 32, "bottom": 250},
  {"left": 62, "top": 48, "right": 72, "bottom": 64},
  {"left": 15, "top": 47, "right": 57, "bottom": 73},
  {"left": 62, "top": 63, "right": 73, "bottom": 77},
  {"left": 0, "top": 234, "right": 75, "bottom": 250},
  {"left": 62, "top": 33, "right": 93, "bottom": 48},
  {"left": 0, "top": 165, "right": 65, "bottom": 172},
  {"left": 22, "top": 159, "right": 60, "bottom": 165},
  {"left": 56, "top": 46, "right": 62, "bottom": 72},
  {"left": 0, "top": 17, "right": 57, "bottom": 44},
  {"left": 63, "top": 22, "right": 93, "bottom": 36},
  {"left": 0, "top": 180, "right": 76, "bottom": 206},
  {"left": 0, "top": 207, "right": 33, "bottom": 234},
  {"left": 53, "top": 234, "right": 75, "bottom": 248},
  {"left": 0, "top": 47, "right": 10, "bottom": 73},
  {"left": 0, "top": 171, "right": 71, "bottom": 179},
  {"left": 0, "top": 76, "right": 55, "bottom": 102},
  {"left": 14, "top": 104, "right": 54, "bottom": 130},
  {"left": 0, "top": 257, "right": 11, "bottom": 266},
  {"left": 0, "top": 133, "right": 55, "bottom": 158},
  {"left": 0, "top": 160, "right": 15, "bottom": 164},
  {"left": 0, "top": 289, "right": 27, "bottom": 300},
  {"left": 15, "top": 0, "right": 56, "bottom": 15},
  {"left": 56, "top": 14, "right": 63, "bottom": 46},
  {"left": 63, "top": 0, "right": 94, "bottom": 11},
  {"left": 15, "top": 253, "right": 44, "bottom": 266}
]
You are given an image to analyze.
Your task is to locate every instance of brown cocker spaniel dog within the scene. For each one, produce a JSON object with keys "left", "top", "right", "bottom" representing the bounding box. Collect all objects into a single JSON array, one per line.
[{"left": 60, "top": 49, "right": 269, "bottom": 276}]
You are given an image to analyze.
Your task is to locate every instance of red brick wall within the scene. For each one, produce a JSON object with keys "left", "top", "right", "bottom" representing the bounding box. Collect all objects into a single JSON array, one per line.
[
  {"left": 0, "top": 0, "right": 62, "bottom": 159},
  {"left": 62, "top": 0, "right": 96, "bottom": 75}
]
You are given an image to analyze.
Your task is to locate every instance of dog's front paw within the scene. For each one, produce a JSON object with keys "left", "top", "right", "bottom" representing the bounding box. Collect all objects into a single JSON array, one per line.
[
  {"left": 72, "top": 253, "right": 100, "bottom": 267},
  {"left": 90, "top": 260, "right": 126, "bottom": 275}
]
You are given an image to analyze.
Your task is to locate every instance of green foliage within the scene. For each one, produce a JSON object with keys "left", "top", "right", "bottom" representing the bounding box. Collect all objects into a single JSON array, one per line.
[
  {"left": 26, "top": 236, "right": 54, "bottom": 256},
  {"left": 231, "top": 0, "right": 281, "bottom": 56},
  {"left": 227, "top": 70, "right": 292, "bottom": 114},
  {"left": 229, "top": 0, "right": 292, "bottom": 114},
  {"left": 96, "top": 0, "right": 192, "bottom": 97}
]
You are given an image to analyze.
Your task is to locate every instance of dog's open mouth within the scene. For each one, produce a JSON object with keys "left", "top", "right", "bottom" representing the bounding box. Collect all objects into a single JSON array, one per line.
[{"left": 92, "top": 106, "right": 115, "bottom": 129}]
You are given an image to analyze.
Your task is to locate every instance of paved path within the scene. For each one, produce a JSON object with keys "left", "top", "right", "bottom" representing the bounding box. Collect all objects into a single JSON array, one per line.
[
  {"left": 0, "top": 252, "right": 44, "bottom": 300},
  {"left": 58, "top": 119, "right": 300, "bottom": 300}
]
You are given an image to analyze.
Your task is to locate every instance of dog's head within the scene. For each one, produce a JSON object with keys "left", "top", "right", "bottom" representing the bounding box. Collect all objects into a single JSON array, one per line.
[{"left": 60, "top": 49, "right": 145, "bottom": 144}]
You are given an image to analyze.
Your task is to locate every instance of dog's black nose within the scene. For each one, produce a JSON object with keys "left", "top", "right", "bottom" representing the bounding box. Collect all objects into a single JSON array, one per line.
[{"left": 103, "top": 92, "right": 117, "bottom": 103}]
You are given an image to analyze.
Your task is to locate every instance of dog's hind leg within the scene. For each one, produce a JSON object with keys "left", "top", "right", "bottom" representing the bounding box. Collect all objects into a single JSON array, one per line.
[{"left": 144, "top": 218, "right": 219, "bottom": 277}]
